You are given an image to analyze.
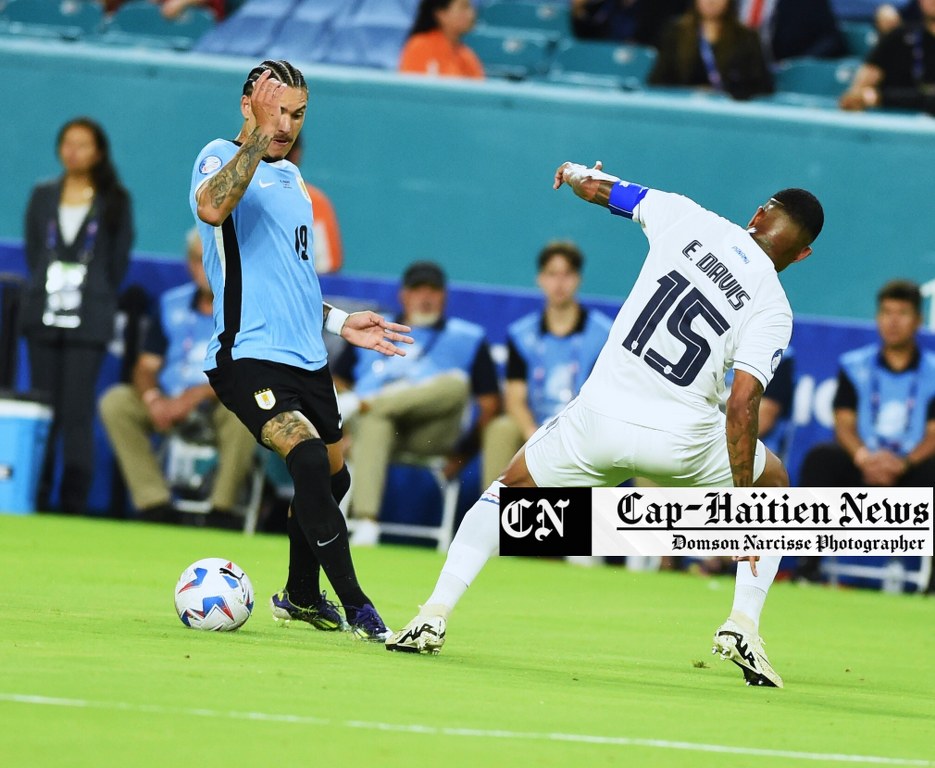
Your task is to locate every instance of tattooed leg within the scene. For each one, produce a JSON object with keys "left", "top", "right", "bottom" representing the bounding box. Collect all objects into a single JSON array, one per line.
[{"left": 261, "top": 410, "right": 319, "bottom": 459}]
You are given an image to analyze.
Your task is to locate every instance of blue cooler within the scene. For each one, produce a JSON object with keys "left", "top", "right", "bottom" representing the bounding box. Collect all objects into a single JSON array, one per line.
[{"left": 0, "top": 398, "right": 52, "bottom": 514}]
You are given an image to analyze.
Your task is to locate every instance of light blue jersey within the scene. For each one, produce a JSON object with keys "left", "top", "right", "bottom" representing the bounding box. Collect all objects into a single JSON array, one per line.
[
  {"left": 840, "top": 344, "right": 935, "bottom": 455},
  {"left": 190, "top": 139, "right": 327, "bottom": 371},
  {"left": 508, "top": 309, "right": 613, "bottom": 425}
]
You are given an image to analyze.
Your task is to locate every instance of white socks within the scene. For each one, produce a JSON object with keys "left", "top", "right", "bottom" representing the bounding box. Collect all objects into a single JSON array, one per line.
[
  {"left": 730, "top": 555, "right": 781, "bottom": 630},
  {"left": 420, "top": 481, "right": 503, "bottom": 617}
]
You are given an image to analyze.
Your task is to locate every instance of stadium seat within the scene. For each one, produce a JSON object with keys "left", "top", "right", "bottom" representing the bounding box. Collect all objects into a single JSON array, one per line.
[
  {"left": 101, "top": 1, "right": 215, "bottom": 50},
  {"left": 326, "top": 18, "right": 409, "bottom": 69},
  {"left": 840, "top": 20, "right": 877, "bottom": 58},
  {"left": 478, "top": 1, "right": 570, "bottom": 37},
  {"left": 353, "top": 0, "right": 419, "bottom": 25},
  {"left": 547, "top": 40, "right": 656, "bottom": 90},
  {"left": 162, "top": 433, "right": 266, "bottom": 534},
  {"left": 194, "top": 0, "right": 297, "bottom": 57},
  {"left": 0, "top": 0, "right": 104, "bottom": 41},
  {"left": 463, "top": 28, "right": 556, "bottom": 80},
  {"left": 265, "top": 0, "right": 354, "bottom": 64},
  {"left": 346, "top": 454, "right": 462, "bottom": 552},
  {"left": 823, "top": 555, "right": 932, "bottom": 593},
  {"left": 773, "top": 57, "right": 861, "bottom": 98}
]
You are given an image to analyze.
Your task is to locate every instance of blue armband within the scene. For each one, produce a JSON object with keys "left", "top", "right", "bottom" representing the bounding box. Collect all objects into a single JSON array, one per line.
[{"left": 608, "top": 181, "right": 649, "bottom": 220}]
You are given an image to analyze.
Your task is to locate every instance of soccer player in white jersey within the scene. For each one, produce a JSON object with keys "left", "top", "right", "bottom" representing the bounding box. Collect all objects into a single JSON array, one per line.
[
  {"left": 387, "top": 161, "right": 824, "bottom": 688},
  {"left": 191, "top": 61, "right": 412, "bottom": 641}
]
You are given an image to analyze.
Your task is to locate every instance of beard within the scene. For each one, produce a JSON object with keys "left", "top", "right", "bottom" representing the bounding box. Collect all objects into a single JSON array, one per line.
[{"left": 407, "top": 311, "right": 441, "bottom": 327}]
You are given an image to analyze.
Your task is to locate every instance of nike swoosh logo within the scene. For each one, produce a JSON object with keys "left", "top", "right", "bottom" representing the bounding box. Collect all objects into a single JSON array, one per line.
[
  {"left": 316, "top": 533, "right": 340, "bottom": 547},
  {"left": 258, "top": 180, "right": 276, "bottom": 188}
]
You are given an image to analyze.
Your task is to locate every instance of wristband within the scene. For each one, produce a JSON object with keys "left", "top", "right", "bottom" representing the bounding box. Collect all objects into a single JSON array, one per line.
[
  {"left": 608, "top": 180, "right": 649, "bottom": 220},
  {"left": 324, "top": 308, "right": 349, "bottom": 335}
]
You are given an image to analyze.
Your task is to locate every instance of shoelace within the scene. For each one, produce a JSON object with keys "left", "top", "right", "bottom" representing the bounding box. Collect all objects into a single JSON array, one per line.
[
  {"left": 314, "top": 591, "right": 342, "bottom": 621},
  {"left": 350, "top": 605, "right": 386, "bottom": 634},
  {"left": 281, "top": 591, "right": 338, "bottom": 620}
]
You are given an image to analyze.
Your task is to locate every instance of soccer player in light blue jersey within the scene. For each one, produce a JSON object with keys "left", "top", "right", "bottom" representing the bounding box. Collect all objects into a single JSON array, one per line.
[{"left": 190, "top": 60, "right": 412, "bottom": 640}]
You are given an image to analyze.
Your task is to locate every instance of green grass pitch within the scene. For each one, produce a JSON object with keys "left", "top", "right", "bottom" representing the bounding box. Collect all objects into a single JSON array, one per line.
[{"left": 1, "top": 514, "right": 932, "bottom": 768}]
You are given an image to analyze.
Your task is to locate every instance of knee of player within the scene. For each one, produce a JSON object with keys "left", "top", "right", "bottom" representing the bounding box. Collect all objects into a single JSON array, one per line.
[
  {"left": 285, "top": 437, "right": 329, "bottom": 478},
  {"left": 756, "top": 451, "right": 789, "bottom": 487}
]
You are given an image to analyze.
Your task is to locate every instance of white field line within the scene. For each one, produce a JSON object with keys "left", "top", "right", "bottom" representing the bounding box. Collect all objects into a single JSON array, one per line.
[{"left": 0, "top": 692, "right": 931, "bottom": 767}]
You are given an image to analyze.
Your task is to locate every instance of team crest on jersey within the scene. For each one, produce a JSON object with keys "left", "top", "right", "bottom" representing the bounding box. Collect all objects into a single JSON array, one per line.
[
  {"left": 199, "top": 155, "right": 222, "bottom": 174},
  {"left": 254, "top": 389, "right": 276, "bottom": 410},
  {"left": 771, "top": 349, "right": 783, "bottom": 374},
  {"left": 295, "top": 172, "right": 311, "bottom": 203}
]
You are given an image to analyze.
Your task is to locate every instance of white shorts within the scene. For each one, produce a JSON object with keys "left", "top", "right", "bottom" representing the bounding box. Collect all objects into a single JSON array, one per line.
[{"left": 524, "top": 398, "right": 766, "bottom": 488}]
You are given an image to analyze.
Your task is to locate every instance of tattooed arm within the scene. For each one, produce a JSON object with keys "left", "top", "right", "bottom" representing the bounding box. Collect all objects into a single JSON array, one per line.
[
  {"left": 196, "top": 70, "right": 286, "bottom": 226},
  {"left": 725, "top": 370, "right": 763, "bottom": 487}
]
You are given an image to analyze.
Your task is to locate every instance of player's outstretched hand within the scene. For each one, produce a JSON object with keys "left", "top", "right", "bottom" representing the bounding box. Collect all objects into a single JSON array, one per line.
[
  {"left": 553, "top": 161, "right": 620, "bottom": 206},
  {"left": 553, "top": 160, "right": 603, "bottom": 190},
  {"left": 341, "top": 311, "right": 414, "bottom": 357}
]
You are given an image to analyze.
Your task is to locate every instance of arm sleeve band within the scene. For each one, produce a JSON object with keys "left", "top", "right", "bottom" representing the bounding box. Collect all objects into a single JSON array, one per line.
[{"left": 608, "top": 181, "right": 649, "bottom": 220}]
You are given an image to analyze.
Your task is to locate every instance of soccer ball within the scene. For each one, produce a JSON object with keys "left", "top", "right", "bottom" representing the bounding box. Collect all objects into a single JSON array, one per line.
[{"left": 174, "top": 558, "right": 254, "bottom": 631}]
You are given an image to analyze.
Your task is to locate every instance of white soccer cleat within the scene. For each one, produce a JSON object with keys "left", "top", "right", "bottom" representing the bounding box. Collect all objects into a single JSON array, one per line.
[
  {"left": 712, "top": 616, "right": 784, "bottom": 688},
  {"left": 385, "top": 614, "right": 446, "bottom": 655}
]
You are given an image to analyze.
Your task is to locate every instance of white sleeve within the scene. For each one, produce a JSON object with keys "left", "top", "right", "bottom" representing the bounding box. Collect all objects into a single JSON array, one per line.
[
  {"left": 631, "top": 190, "right": 706, "bottom": 244},
  {"left": 733, "top": 298, "right": 793, "bottom": 391}
]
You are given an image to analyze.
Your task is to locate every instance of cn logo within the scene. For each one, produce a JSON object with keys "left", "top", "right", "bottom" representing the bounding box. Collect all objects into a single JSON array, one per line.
[
  {"left": 499, "top": 487, "right": 592, "bottom": 556},
  {"left": 501, "top": 498, "right": 568, "bottom": 541}
]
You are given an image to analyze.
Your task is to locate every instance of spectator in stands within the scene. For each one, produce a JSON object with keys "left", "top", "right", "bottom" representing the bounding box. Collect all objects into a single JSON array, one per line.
[
  {"left": 102, "top": 0, "right": 229, "bottom": 21},
  {"left": 739, "top": 0, "right": 846, "bottom": 62},
  {"left": 285, "top": 135, "right": 343, "bottom": 274},
  {"left": 98, "top": 229, "right": 256, "bottom": 525},
  {"left": 796, "top": 279, "right": 934, "bottom": 583},
  {"left": 840, "top": 0, "right": 935, "bottom": 114},
  {"left": 399, "top": 0, "right": 484, "bottom": 78},
  {"left": 22, "top": 117, "right": 133, "bottom": 515},
  {"left": 482, "top": 241, "right": 612, "bottom": 487},
  {"left": 799, "top": 279, "right": 935, "bottom": 489},
  {"left": 570, "top": 0, "right": 690, "bottom": 47},
  {"left": 648, "top": 0, "right": 774, "bottom": 100},
  {"left": 334, "top": 261, "right": 501, "bottom": 546}
]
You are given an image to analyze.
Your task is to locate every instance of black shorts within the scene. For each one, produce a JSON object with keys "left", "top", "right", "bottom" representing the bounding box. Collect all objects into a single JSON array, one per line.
[{"left": 207, "top": 358, "right": 343, "bottom": 446}]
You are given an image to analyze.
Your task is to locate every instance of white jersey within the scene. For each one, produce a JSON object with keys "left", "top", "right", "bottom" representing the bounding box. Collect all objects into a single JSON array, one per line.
[{"left": 579, "top": 188, "right": 792, "bottom": 434}]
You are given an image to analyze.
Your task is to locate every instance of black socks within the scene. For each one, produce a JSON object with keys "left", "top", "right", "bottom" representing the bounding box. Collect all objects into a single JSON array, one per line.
[
  {"left": 285, "top": 440, "right": 369, "bottom": 610},
  {"left": 285, "top": 462, "right": 352, "bottom": 604}
]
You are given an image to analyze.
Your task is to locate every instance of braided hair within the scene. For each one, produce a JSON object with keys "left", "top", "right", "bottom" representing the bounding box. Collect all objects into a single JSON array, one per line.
[{"left": 242, "top": 60, "right": 307, "bottom": 96}]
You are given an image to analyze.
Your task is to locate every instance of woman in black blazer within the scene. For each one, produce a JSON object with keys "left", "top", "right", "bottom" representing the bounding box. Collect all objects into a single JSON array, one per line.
[
  {"left": 648, "top": 0, "right": 774, "bottom": 100},
  {"left": 22, "top": 117, "right": 133, "bottom": 514}
]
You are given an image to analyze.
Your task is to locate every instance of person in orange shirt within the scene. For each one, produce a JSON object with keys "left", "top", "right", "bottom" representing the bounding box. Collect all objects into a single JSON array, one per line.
[
  {"left": 399, "top": 0, "right": 484, "bottom": 79},
  {"left": 285, "top": 134, "right": 343, "bottom": 274}
]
